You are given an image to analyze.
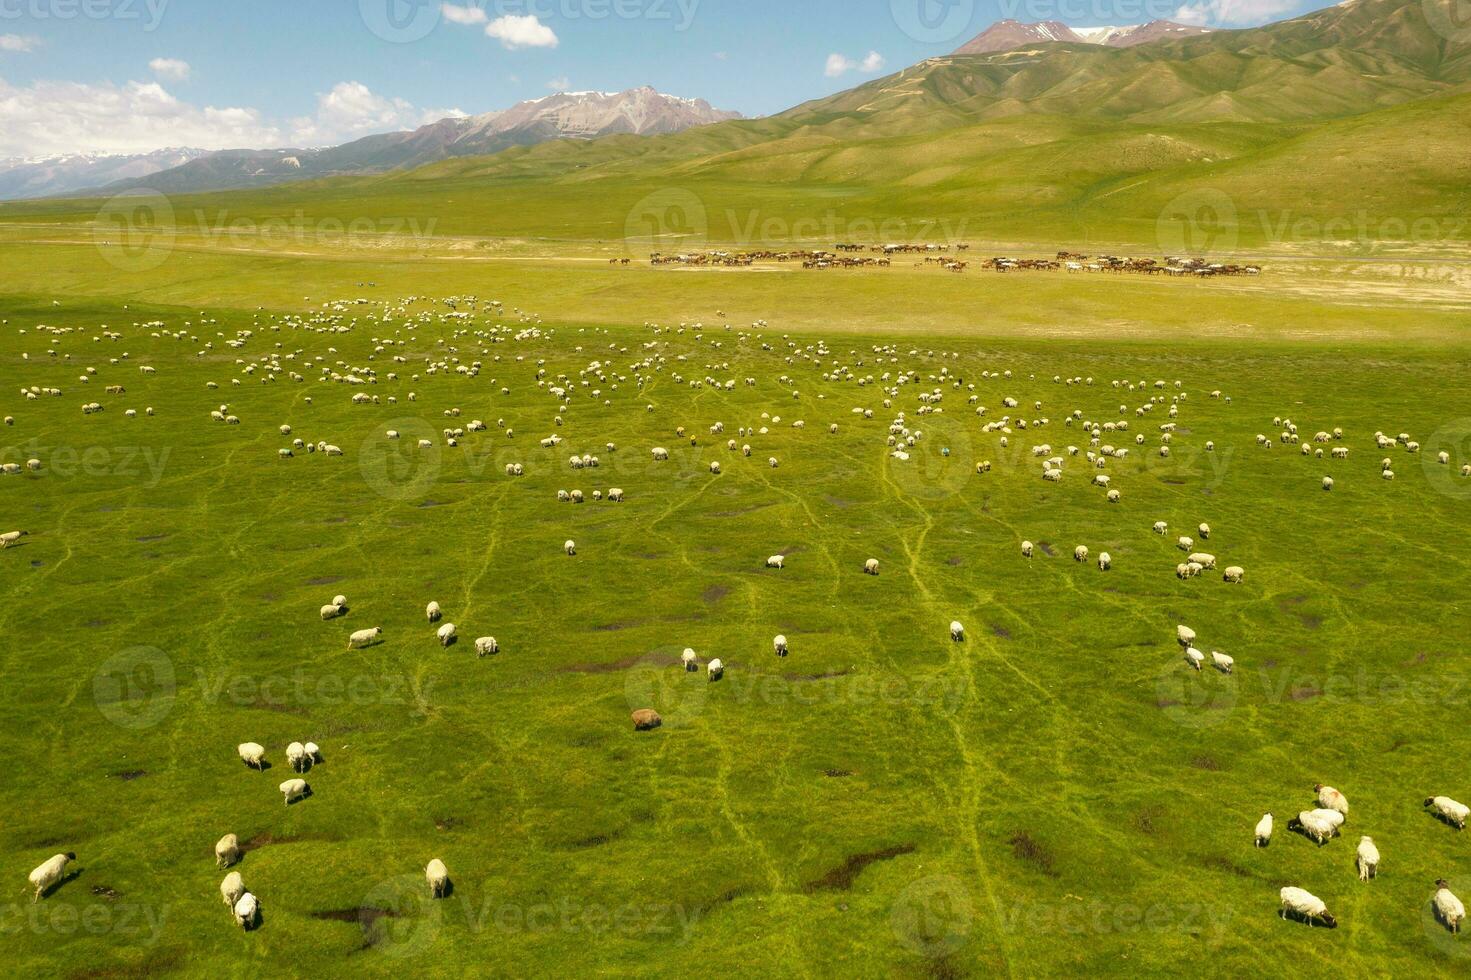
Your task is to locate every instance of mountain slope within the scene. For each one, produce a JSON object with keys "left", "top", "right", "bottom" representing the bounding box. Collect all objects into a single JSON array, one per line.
[
  {"left": 0, "top": 148, "right": 212, "bottom": 200},
  {"left": 954, "top": 19, "right": 1213, "bottom": 54}
]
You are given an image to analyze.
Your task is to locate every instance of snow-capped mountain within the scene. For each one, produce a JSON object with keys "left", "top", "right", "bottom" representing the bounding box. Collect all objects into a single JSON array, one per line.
[
  {"left": 952, "top": 19, "right": 1213, "bottom": 55},
  {"left": 86, "top": 88, "right": 742, "bottom": 198},
  {"left": 0, "top": 148, "right": 212, "bottom": 201}
]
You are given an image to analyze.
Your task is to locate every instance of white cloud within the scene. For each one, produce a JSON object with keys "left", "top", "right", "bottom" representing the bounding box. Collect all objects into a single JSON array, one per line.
[
  {"left": 149, "top": 58, "right": 191, "bottom": 81},
  {"left": 0, "top": 33, "right": 41, "bottom": 53},
  {"left": 825, "top": 51, "right": 887, "bottom": 78},
  {"left": 1174, "top": 0, "right": 1297, "bottom": 25},
  {"left": 288, "top": 81, "right": 418, "bottom": 145},
  {"left": 484, "top": 14, "right": 558, "bottom": 49},
  {"left": 546, "top": 76, "right": 570, "bottom": 91},
  {"left": 421, "top": 107, "right": 468, "bottom": 124},
  {"left": 440, "top": 2, "right": 487, "bottom": 25}
]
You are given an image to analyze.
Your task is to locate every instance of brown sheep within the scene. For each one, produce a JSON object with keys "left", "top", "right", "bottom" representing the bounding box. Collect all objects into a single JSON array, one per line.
[{"left": 631, "top": 709, "right": 662, "bottom": 731}]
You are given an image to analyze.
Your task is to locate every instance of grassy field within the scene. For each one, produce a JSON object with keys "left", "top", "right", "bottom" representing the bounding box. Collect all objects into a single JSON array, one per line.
[{"left": 2, "top": 232, "right": 1470, "bottom": 976}]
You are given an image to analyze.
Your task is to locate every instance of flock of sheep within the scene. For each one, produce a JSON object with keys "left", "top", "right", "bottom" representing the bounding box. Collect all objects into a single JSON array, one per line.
[{"left": 7, "top": 297, "right": 1468, "bottom": 949}]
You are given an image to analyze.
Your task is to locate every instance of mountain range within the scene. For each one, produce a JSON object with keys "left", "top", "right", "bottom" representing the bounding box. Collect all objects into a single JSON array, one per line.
[
  {"left": 952, "top": 19, "right": 1215, "bottom": 54},
  {"left": 0, "top": 148, "right": 212, "bottom": 201}
]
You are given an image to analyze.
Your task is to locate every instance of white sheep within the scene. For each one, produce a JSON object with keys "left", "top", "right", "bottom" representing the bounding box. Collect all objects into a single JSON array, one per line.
[
  {"left": 1178, "top": 536, "right": 1193, "bottom": 552},
  {"left": 0, "top": 530, "right": 29, "bottom": 548},
  {"left": 1188, "top": 553, "right": 1217, "bottom": 570},
  {"left": 28, "top": 852, "right": 76, "bottom": 902},
  {"left": 348, "top": 627, "right": 383, "bottom": 649},
  {"left": 1074, "top": 545, "right": 1089, "bottom": 562},
  {"left": 1211, "top": 651, "right": 1234, "bottom": 674},
  {"left": 1198, "top": 523, "right": 1210, "bottom": 539},
  {"left": 475, "top": 637, "right": 499, "bottom": 657},
  {"left": 237, "top": 743, "right": 266, "bottom": 770},
  {"left": 682, "top": 648, "right": 698, "bottom": 672},
  {"left": 1322, "top": 476, "right": 1334, "bottom": 491},
  {"left": 608, "top": 488, "right": 624, "bottom": 502},
  {"left": 1279, "top": 887, "right": 1337, "bottom": 928},
  {"left": 437, "top": 623, "right": 457, "bottom": 647},
  {"left": 1021, "top": 541, "right": 1033, "bottom": 559},
  {"left": 286, "top": 742, "right": 309, "bottom": 773},
  {"left": 1425, "top": 795, "right": 1469, "bottom": 829},
  {"left": 1153, "top": 521, "right": 1168, "bottom": 535},
  {"left": 332, "top": 595, "right": 347, "bottom": 609},
  {"left": 320, "top": 603, "right": 345, "bottom": 620},
  {"left": 1355, "top": 837, "right": 1379, "bottom": 881},
  {"left": 865, "top": 558, "right": 880, "bottom": 575},
  {"left": 767, "top": 555, "right": 784, "bottom": 569},
  {"left": 1176, "top": 625, "right": 1196, "bottom": 648},
  {"left": 1098, "top": 552, "right": 1111, "bottom": 571},
  {"left": 774, "top": 635, "right": 788, "bottom": 657},
  {"left": 426, "top": 601, "right": 442, "bottom": 623},
  {"left": 709, "top": 461, "right": 722, "bottom": 474},
  {"left": 1434, "top": 880, "right": 1465, "bottom": 933},
  {"left": 426, "top": 859, "right": 450, "bottom": 899},
  {"left": 216, "top": 834, "right": 241, "bottom": 869},
  {"left": 1255, "top": 813, "right": 1273, "bottom": 848},
  {"left": 279, "top": 778, "right": 310, "bottom": 805},
  {"left": 565, "top": 540, "right": 577, "bottom": 556},
  {"left": 1315, "top": 784, "right": 1349, "bottom": 817},
  {"left": 708, "top": 658, "right": 724, "bottom": 681},
  {"left": 234, "top": 891, "right": 259, "bottom": 930},
  {"left": 1288, "top": 809, "right": 1343, "bottom": 845},
  {"left": 950, "top": 621, "right": 965, "bottom": 642},
  {"left": 1223, "top": 566, "right": 1245, "bottom": 584},
  {"left": 221, "top": 871, "right": 245, "bottom": 908},
  {"left": 1185, "top": 648, "right": 1205, "bottom": 671}
]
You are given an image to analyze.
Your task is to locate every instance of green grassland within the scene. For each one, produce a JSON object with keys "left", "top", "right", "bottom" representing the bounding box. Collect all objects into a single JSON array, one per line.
[{"left": 1, "top": 235, "right": 1470, "bottom": 977}]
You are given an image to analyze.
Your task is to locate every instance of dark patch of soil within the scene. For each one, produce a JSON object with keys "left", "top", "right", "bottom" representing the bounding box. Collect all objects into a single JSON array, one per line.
[
  {"left": 804, "top": 843, "right": 915, "bottom": 892},
  {"left": 992, "top": 625, "right": 1011, "bottom": 639},
  {"left": 702, "top": 585, "right": 731, "bottom": 604},
  {"left": 1191, "top": 755, "right": 1221, "bottom": 771},
  {"left": 823, "top": 769, "right": 853, "bottom": 778},
  {"left": 1037, "top": 542, "right": 1055, "bottom": 557},
  {"left": 109, "top": 769, "right": 147, "bottom": 781},
  {"left": 1008, "top": 832, "right": 1057, "bottom": 877}
]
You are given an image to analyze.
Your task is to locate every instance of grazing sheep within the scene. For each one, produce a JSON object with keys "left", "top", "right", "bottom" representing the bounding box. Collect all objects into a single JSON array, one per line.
[
  {"left": 1434, "top": 880, "right": 1465, "bottom": 933},
  {"left": 1425, "top": 796, "right": 1469, "bottom": 829},
  {"left": 708, "top": 658, "right": 724, "bottom": 681},
  {"left": 1223, "top": 566, "right": 1245, "bottom": 584},
  {"left": 1322, "top": 476, "right": 1334, "bottom": 491},
  {"left": 1153, "top": 521, "right": 1168, "bottom": 535},
  {"left": 709, "top": 461, "right": 722, "bottom": 475},
  {"left": 1288, "top": 809, "right": 1344, "bottom": 845},
  {"left": 216, "top": 834, "right": 241, "bottom": 869},
  {"left": 1198, "top": 523, "right": 1211, "bottom": 539},
  {"left": 237, "top": 743, "right": 266, "bottom": 770},
  {"left": 332, "top": 595, "right": 347, "bottom": 609},
  {"left": 632, "top": 708, "right": 662, "bottom": 731},
  {"left": 766, "top": 555, "right": 784, "bottom": 569},
  {"left": 348, "top": 627, "right": 383, "bottom": 649},
  {"left": 1107, "top": 489, "right": 1121, "bottom": 503},
  {"left": 437, "top": 623, "right": 457, "bottom": 648},
  {"left": 320, "top": 603, "right": 345, "bottom": 621},
  {"left": 865, "top": 558, "right": 880, "bottom": 575},
  {"left": 682, "top": 649, "right": 698, "bottom": 672},
  {"left": 286, "top": 742, "right": 310, "bottom": 773},
  {"left": 1074, "top": 545, "right": 1089, "bottom": 562},
  {"left": 1187, "top": 552, "right": 1216, "bottom": 570},
  {"left": 278, "top": 778, "right": 310, "bottom": 806},
  {"left": 1279, "top": 887, "right": 1337, "bottom": 928},
  {"left": 950, "top": 621, "right": 965, "bottom": 642},
  {"left": 608, "top": 488, "right": 624, "bottom": 502},
  {"left": 233, "top": 892, "right": 259, "bottom": 930},
  {"left": 1021, "top": 541, "right": 1033, "bottom": 559},
  {"left": 1, "top": 530, "right": 29, "bottom": 548},
  {"left": 652, "top": 448, "right": 669, "bottom": 461},
  {"left": 1255, "top": 813, "right": 1273, "bottom": 848},
  {"left": 1356, "top": 837, "right": 1379, "bottom": 881},
  {"left": 1178, "top": 536, "right": 1194, "bottom": 552},
  {"left": 426, "top": 601, "right": 442, "bottom": 623},
  {"left": 426, "top": 859, "right": 450, "bottom": 899},
  {"left": 774, "top": 635, "right": 788, "bottom": 657},
  {"left": 304, "top": 742, "right": 320, "bottom": 764},
  {"left": 221, "top": 871, "right": 244, "bottom": 908},
  {"left": 1315, "top": 784, "right": 1349, "bottom": 817},
  {"left": 1177, "top": 625, "right": 1196, "bottom": 648},
  {"left": 1098, "top": 552, "right": 1111, "bottom": 571},
  {"left": 475, "top": 637, "right": 499, "bottom": 657},
  {"left": 1185, "top": 648, "right": 1205, "bottom": 671},
  {"left": 564, "top": 540, "right": 576, "bottom": 556},
  {"left": 28, "top": 853, "right": 76, "bottom": 902},
  {"left": 1211, "top": 651, "right": 1234, "bottom": 674}
]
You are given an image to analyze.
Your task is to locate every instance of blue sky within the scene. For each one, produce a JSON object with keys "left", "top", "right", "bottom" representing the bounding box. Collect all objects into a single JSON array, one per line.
[{"left": 0, "top": 0, "right": 1334, "bottom": 157}]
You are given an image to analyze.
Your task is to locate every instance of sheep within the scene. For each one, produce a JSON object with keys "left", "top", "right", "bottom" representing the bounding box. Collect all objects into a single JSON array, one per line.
[
  {"left": 237, "top": 743, "right": 266, "bottom": 770},
  {"left": 304, "top": 742, "right": 320, "bottom": 764},
  {"left": 1074, "top": 545, "right": 1089, "bottom": 562},
  {"left": 708, "top": 658, "right": 725, "bottom": 681},
  {"left": 564, "top": 540, "right": 577, "bottom": 556},
  {"left": 1153, "top": 521, "right": 1168, "bottom": 535},
  {"left": 1287, "top": 809, "right": 1344, "bottom": 845},
  {"left": 1198, "top": 523, "right": 1211, "bottom": 539},
  {"left": 28, "top": 853, "right": 76, "bottom": 902},
  {"left": 608, "top": 488, "right": 624, "bottom": 502},
  {"left": 767, "top": 555, "right": 784, "bottom": 569},
  {"left": 287, "top": 742, "right": 310, "bottom": 773},
  {"left": 437, "top": 623, "right": 457, "bottom": 648},
  {"left": 1178, "top": 536, "right": 1194, "bottom": 552},
  {"left": 1187, "top": 553, "right": 1216, "bottom": 570},
  {"left": 426, "top": 601, "right": 442, "bottom": 623},
  {"left": 1185, "top": 648, "right": 1205, "bottom": 671},
  {"left": 332, "top": 595, "right": 347, "bottom": 609},
  {"left": 1425, "top": 796, "right": 1469, "bottom": 830},
  {"left": 682, "top": 648, "right": 698, "bottom": 672},
  {"left": 1315, "top": 784, "right": 1349, "bottom": 817},
  {"left": 348, "top": 627, "right": 383, "bottom": 649},
  {"left": 1176, "top": 625, "right": 1196, "bottom": 648},
  {"left": 25, "top": 458, "right": 40, "bottom": 472},
  {"left": 1434, "top": 880, "right": 1465, "bottom": 934},
  {"left": 279, "top": 778, "right": 310, "bottom": 805},
  {"left": 426, "top": 859, "right": 450, "bottom": 899},
  {"left": 1176, "top": 563, "right": 1194, "bottom": 580},
  {"left": 1255, "top": 813, "right": 1273, "bottom": 848},
  {"left": 1021, "top": 541, "right": 1033, "bottom": 559},
  {"left": 216, "top": 834, "right": 241, "bottom": 869},
  {"left": 652, "top": 447, "right": 669, "bottom": 461},
  {"left": 1322, "top": 476, "right": 1334, "bottom": 491},
  {"left": 1098, "top": 552, "right": 1111, "bottom": 571},
  {"left": 865, "top": 558, "right": 880, "bottom": 575},
  {"left": 1211, "top": 651, "right": 1234, "bottom": 674},
  {"left": 1107, "top": 489, "right": 1121, "bottom": 503},
  {"left": 1279, "top": 887, "right": 1337, "bottom": 928},
  {"left": 1223, "top": 566, "right": 1245, "bottom": 584},
  {"left": 774, "top": 635, "right": 788, "bottom": 657},
  {"left": 709, "top": 461, "right": 722, "bottom": 475},
  {"left": 632, "top": 708, "right": 662, "bottom": 731},
  {"left": 1, "top": 530, "right": 29, "bottom": 548},
  {"left": 950, "top": 621, "right": 965, "bottom": 642},
  {"left": 234, "top": 891, "right": 259, "bottom": 930},
  {"left": 475, "top": 637, "right": 499, "bottom": 657},
  {"left": 1356, "top": 837, "right": 1379, "bottom": 881},
  {"left": 320, "top": 603, "right": 345, "bottom": 621},
  {"left": 221, "top": 871, "right": 244, "bottom": 908}
]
